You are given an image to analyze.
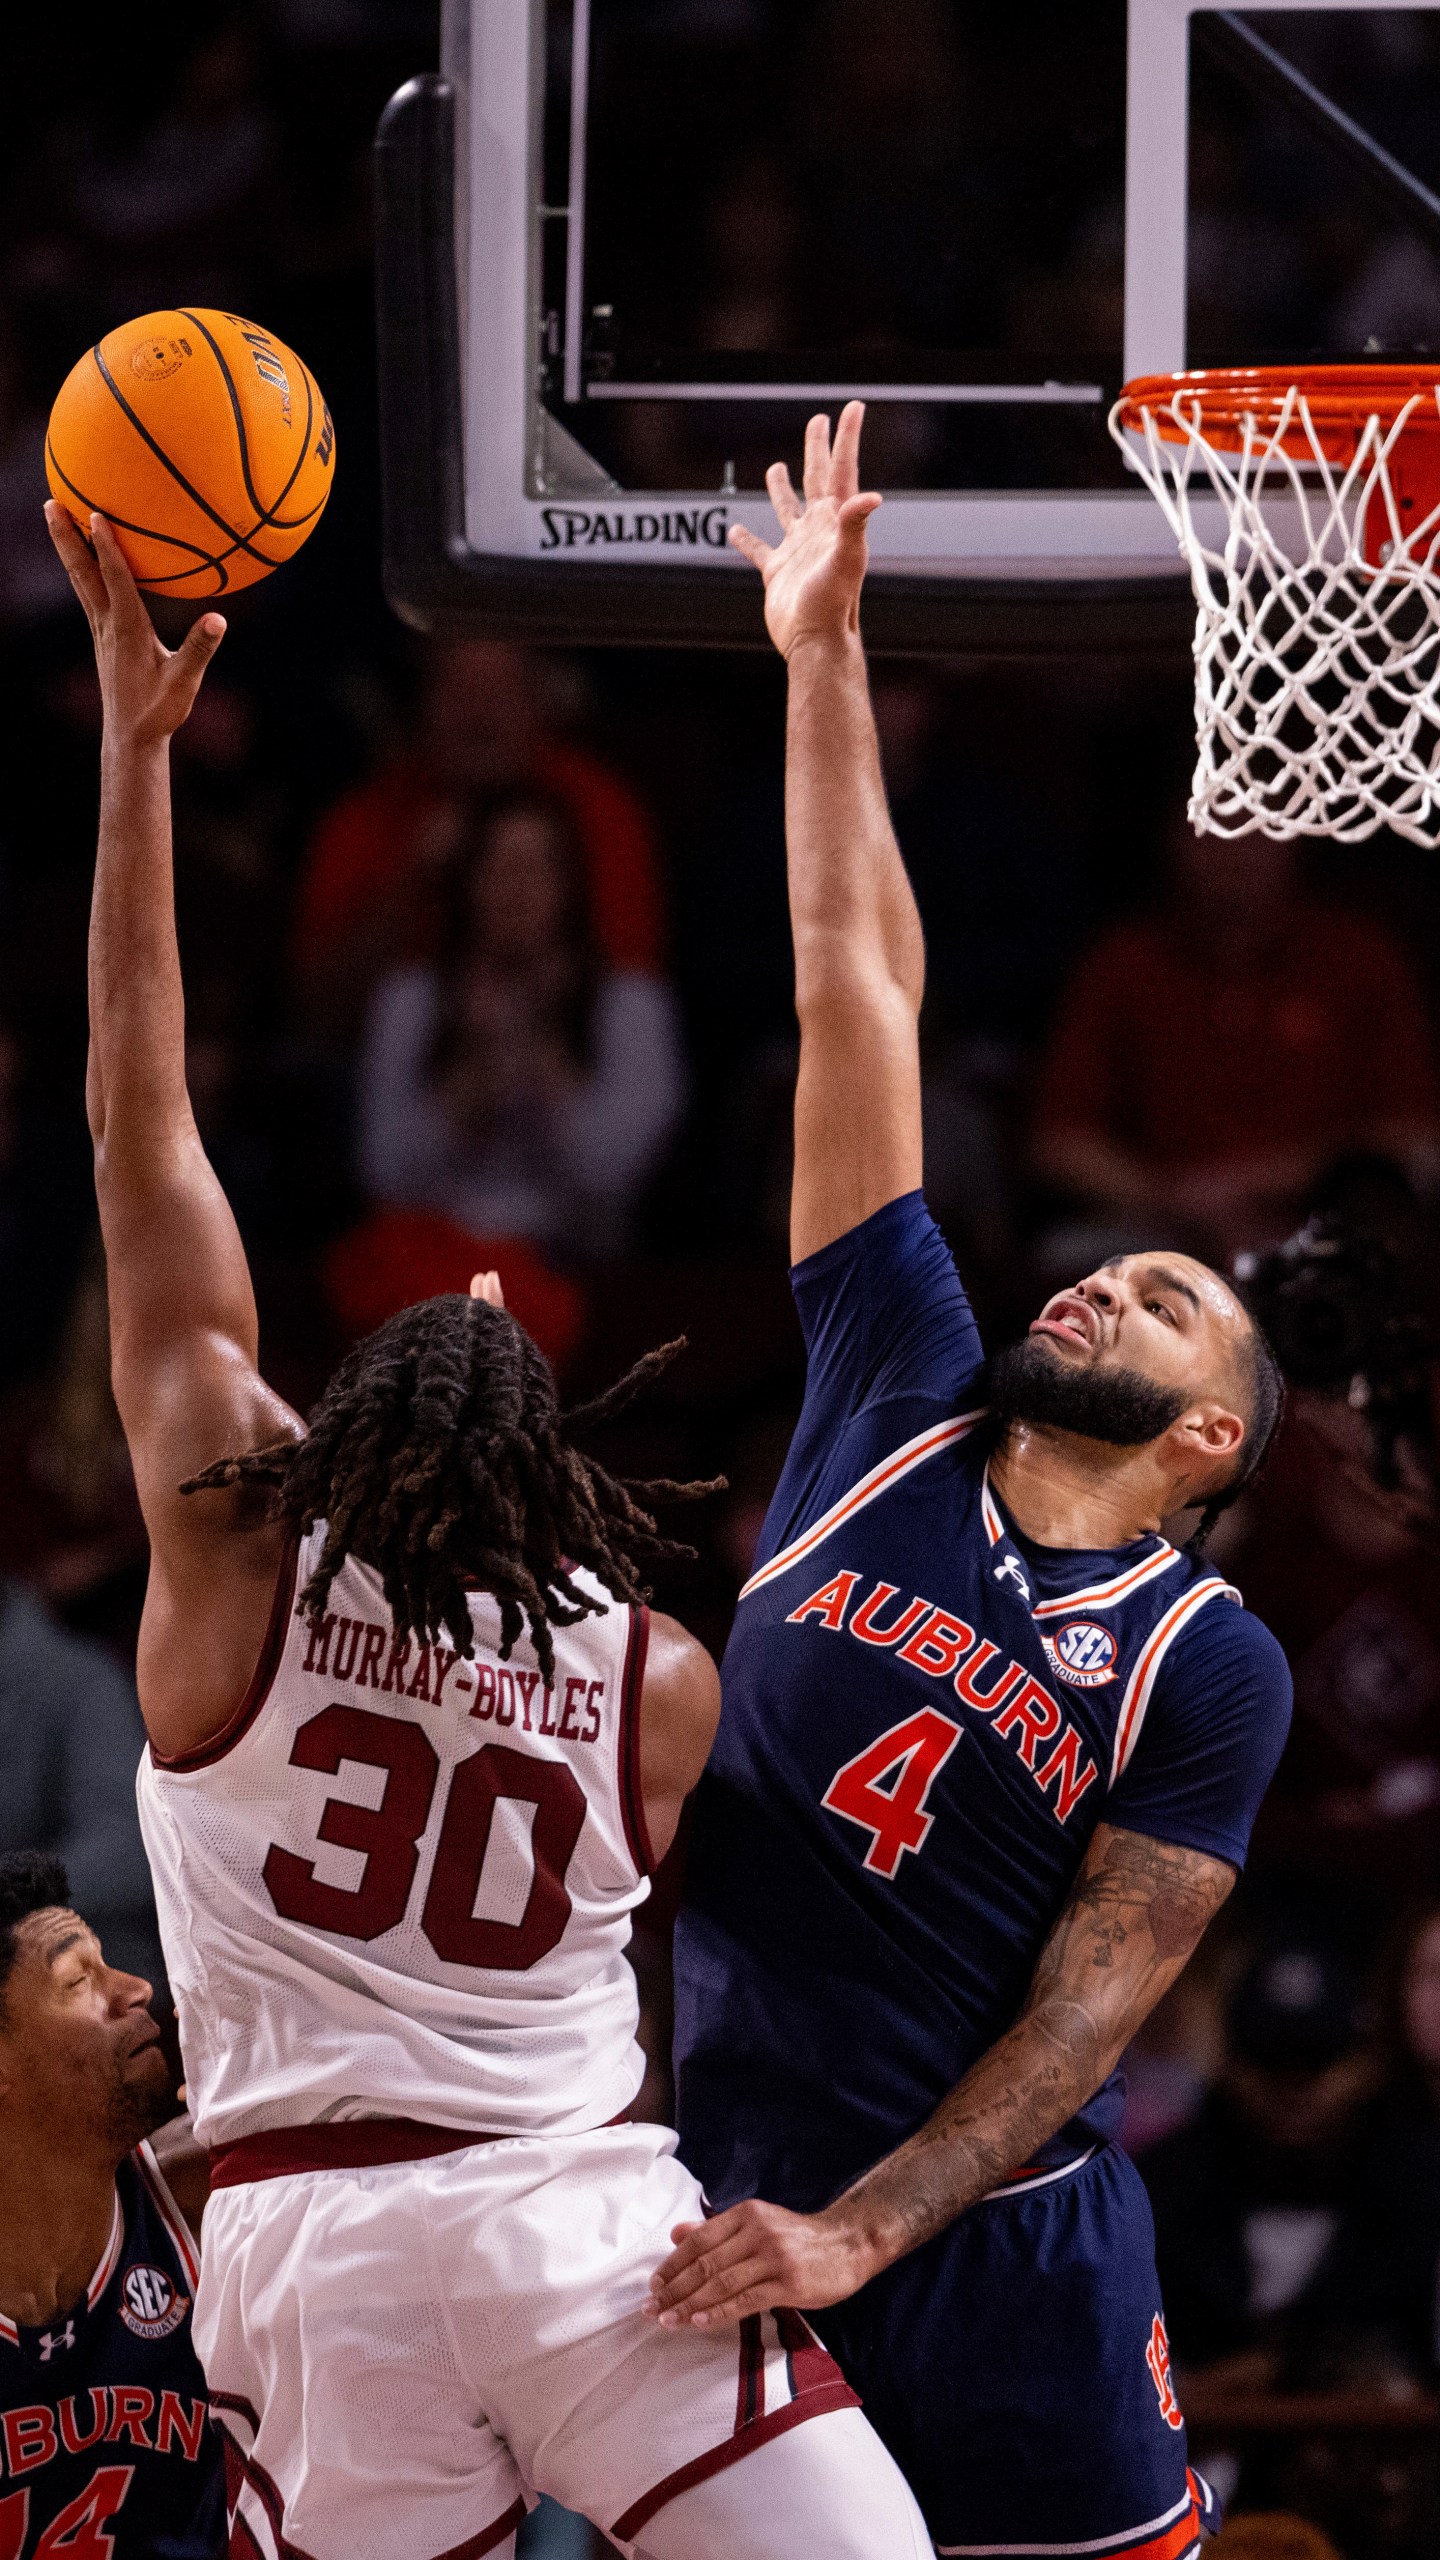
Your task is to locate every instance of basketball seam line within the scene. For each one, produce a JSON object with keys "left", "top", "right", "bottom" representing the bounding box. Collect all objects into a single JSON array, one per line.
[
  {"left": 45, "top": 438, "right": 236, "bottom": 591},
  {"left": 143, "top": 484, "right": 330, "bottom": 585},
  {"left": 90, "top": 340, "right": 278, "bottom": 566},
  {"left": 179, "top": 309, "right": 317, "bottom": 531},
  {"left": 63, "top": 323, "right": 330, "bottom": 591}
]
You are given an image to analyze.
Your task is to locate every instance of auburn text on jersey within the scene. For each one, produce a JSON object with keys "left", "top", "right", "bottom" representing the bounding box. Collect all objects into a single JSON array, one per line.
[{"left": 787, "top": 1570, "right": 1099, "bottom": 1825}]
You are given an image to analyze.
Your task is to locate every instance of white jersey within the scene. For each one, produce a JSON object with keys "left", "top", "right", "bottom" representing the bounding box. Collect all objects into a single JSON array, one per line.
[{"left": 137, "top": 1526, "right": 653, "bottom": 2147}]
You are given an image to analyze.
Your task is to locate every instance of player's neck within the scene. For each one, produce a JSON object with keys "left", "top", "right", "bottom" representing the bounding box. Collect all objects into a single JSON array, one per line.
[
  {"left": 990, "top": 1423, "right": 1166, "bottom": 1550},
  {"left": 0, "top": 2132, "right": 121, "bottom": 2328}
]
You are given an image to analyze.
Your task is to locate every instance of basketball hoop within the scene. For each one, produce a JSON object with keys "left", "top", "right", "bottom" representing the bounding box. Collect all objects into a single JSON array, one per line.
[{"left": 1110, "top": 366, "right": 1440, "bottom": 845}]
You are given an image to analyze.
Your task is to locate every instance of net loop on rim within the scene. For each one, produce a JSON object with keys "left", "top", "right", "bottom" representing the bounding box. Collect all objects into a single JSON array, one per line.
[{"left": 1110, "top": 366, "right": 1440, "bottom": 845}]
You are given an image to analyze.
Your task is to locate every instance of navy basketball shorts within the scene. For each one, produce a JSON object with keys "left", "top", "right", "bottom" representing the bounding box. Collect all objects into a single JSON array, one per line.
[{"left": 813, "top": 2142, "right": 1218, "bottom": 2560}]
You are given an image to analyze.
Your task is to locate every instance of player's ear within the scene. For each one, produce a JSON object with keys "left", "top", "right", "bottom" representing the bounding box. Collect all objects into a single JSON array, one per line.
[{"left": 1184, "top": 1405, "right": 1245, "bottom": 1464}]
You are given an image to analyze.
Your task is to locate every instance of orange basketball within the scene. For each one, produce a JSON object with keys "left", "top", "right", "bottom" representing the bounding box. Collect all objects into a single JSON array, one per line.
[{"left": 46, "top": 309, "right": 335, "bottom": 600}]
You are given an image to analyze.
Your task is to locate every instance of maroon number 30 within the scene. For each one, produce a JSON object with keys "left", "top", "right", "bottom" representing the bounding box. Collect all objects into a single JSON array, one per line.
[{"left": 263, "top": 1704, "right": 587, "bottom": 1971}]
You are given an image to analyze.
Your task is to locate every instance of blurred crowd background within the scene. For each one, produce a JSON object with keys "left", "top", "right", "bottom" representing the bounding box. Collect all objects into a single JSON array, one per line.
[{"left": 6, "top": 6, "right": 1440, "bottom": 2557}]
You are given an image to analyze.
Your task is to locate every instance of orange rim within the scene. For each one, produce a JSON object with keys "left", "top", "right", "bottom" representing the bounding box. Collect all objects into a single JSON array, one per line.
[{"left": 1115, "top": 364, "right": 1440, "bottom": 461}]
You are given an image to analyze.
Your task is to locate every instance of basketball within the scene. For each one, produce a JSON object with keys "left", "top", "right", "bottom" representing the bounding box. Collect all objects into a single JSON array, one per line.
[{"left": 45, "top": 309, "right": 334, "bottom": 600}]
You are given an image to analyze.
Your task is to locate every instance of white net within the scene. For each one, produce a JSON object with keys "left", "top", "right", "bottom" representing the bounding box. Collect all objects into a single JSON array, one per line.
[{"left": 1109, "top": 382, "right": 1440, "bottom": 845}]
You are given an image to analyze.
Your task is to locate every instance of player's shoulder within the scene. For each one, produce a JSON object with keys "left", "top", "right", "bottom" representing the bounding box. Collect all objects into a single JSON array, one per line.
[
  {"left": 639, "top": 1610, "right": 721, "bottom": 1807},
  {"left": 1161, "top": 1567, "right": 1293, "bottom": 1706},
  {"left": 124, "top": 2140, "right": 202, "bottom": 2275},
  {"left": 789, "top": 1189, "right": 983, "bottom": 1404},
  {"left": 792, "top": 1185, "right": 956, "bottom": 1286},
  {"left": 137, "top": 2120, "right": 209, "bottom": 2251}
]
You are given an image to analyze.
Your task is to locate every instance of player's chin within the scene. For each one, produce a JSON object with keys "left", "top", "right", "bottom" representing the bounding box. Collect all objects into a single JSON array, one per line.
[
  {"left": 1026, "top": 1324, "right": 1093, "bottom": 1363},
  {"left": 119, "top": 2038, "right": 175, "bottom": 2122}
]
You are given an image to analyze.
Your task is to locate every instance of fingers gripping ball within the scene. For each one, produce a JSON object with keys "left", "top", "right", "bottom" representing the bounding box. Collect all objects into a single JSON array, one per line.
[{"left": 46, "top": 310, "right": 334, "bottom": 598}]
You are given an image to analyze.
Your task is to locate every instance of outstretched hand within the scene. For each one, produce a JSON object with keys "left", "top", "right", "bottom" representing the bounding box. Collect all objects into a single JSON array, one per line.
[
  {"left": 645, "top": 2196, "right": 876, "bottom": 2331},
  {"left": 45, "top": 504, "right": 225, "bottom": 749},
  {"left": 729, "top": 400, "right": 881, "bottom": 659}
]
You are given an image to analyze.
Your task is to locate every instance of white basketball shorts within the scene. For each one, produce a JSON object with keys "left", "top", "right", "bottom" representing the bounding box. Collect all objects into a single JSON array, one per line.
[{"left": 198, "top": 2119, "right": 896, "bottom": 2560}]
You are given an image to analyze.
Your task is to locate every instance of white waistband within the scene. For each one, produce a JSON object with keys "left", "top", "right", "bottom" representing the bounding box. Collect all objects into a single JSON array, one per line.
[{"left": 982, "top": 2143, "right": 1099, "bottom": 2203}]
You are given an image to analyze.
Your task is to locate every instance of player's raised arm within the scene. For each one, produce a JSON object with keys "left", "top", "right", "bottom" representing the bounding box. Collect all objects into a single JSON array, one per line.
[
  {"left": 732, "top": 402, "right": 923, "bottom": 1263},
  {"left": 649, "top": 1823, "right": 1233, "bottom": 2327},
  {"left": 47, "top": 504, "right": 302, "bottom": 1759}
]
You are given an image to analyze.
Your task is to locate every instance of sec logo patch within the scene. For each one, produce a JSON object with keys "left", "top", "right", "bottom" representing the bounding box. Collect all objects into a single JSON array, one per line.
[
  {"left": 1045, "top": 1620, "right": 1118, "bottom": 1687},
  {"left": 119, "top": 2262, "right": 188, "bottom": 2340}
]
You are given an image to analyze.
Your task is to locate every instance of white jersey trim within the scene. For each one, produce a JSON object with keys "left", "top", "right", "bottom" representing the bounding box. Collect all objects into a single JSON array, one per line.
[
  {"left": 135, "top": 2137, "right": 202, "bottom": 2293},
  {"left": 87, "top": 2184, "right": 126, "bottom": 2309},
  {"left": 981, "top": 2145, "right": 1097, "bottom": 2202},
  {"left": 1109, "top": 1577, "right": 1242, "bottom": 1784},
  {"left": 981, "top": 1466, "right": 1182, "bottom": 1614},
  {"left": 1030, "top": 1547, "right": 1181, "bottom": 1617},
  {"left": 740, "top": 1411, "right": 988, "bottom": 1601}
]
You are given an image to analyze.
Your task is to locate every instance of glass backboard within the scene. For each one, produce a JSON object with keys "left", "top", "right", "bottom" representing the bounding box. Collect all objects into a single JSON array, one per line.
[{"left": 374, "top": 1, "right": 1440, "bottom": 649}]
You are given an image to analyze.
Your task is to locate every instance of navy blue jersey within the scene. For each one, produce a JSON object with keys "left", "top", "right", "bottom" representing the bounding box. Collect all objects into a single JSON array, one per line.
[
  {"left": 0, "top": 2145, "right": 224, "bottom": 2558},
  {"left": 674, "top": 1193, "right": 1292, "bottom": 2214}
]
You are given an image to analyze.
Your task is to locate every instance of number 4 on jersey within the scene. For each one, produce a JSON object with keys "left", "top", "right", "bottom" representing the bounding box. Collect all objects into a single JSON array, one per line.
[
  {"left": 0, "top": 2469, "right": 133, "bottom": 2559},
  {"left": 822, "top": 1709, "right": 960, "bottom": 1878}
]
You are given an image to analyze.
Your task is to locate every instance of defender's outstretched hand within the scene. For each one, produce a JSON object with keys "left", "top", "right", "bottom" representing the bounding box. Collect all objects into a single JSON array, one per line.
[
  {"left": 730, "top": 400, "right": 881, "bottom": 659},
  {"left": 646, "top": 2196, "right": 875, "bottom": 2331},
  {"left": 45, "top": 503, "right": 225, "bottom": 747}
]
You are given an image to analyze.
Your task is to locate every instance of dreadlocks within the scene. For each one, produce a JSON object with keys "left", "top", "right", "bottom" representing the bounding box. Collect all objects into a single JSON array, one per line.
[{"left": 181, "top": 1295, "right": 721, "bottom": 1684}]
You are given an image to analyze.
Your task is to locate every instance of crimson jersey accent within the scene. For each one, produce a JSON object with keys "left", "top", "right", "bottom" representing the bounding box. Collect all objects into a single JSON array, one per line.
[{"left": 138, "top": 1529, "right": 653, "bottom": 2147}]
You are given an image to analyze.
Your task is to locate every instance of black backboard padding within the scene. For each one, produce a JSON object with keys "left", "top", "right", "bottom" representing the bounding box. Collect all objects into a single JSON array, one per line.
[{"left": 374, "top": 76, "right": 1195, "bottom": 661}]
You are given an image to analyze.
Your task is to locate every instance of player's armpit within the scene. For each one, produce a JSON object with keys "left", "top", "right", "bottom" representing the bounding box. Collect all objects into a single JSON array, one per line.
[
  {"left": 646, "top": 1823, "right": 1233, "bottom": 2327},
  {"left": 637, "top": 1613, "right": 721, "bottom": 1869}
]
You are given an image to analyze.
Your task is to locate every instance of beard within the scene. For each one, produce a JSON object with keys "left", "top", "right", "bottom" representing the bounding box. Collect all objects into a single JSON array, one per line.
[
  {"left": 101, "top": 2043, "right": 174, "bottom": 2154},
  {"left": 984, "top": 1335, "right": 1189, "bottom": 1447}
]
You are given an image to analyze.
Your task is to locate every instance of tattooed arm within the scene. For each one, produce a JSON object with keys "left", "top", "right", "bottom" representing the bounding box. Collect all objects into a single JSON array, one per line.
[{"left": 646, "top": 1823, "right": 1233, "bottom": 2328}]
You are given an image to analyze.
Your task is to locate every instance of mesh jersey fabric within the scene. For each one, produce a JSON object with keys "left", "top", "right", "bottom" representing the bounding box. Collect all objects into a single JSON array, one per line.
[{"left": 138, "top": 1526, "right": 653, "bottom": 2145}]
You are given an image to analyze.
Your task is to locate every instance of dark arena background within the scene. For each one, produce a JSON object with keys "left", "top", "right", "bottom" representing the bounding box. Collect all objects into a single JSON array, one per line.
[{"left": 6, "top": 6, "right": 1440, "bottom": 2557}]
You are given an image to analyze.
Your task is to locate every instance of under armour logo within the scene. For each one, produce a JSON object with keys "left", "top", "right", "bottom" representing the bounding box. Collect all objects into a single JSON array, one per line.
[
  {"left": 993, "top": 1555, "right": 1031, "bottom": 1604},
  {"left": 39, "top": 2320, "right": 76, "bottom": 2360}
]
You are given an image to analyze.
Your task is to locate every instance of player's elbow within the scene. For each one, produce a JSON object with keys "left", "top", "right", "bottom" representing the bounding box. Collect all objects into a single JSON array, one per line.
[
  {"left": 85, "top": 1048, "right": 107, "bottom": 1147},
  {"left": 794, "top": 935, "right": 923, "bottom": 1030}
]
